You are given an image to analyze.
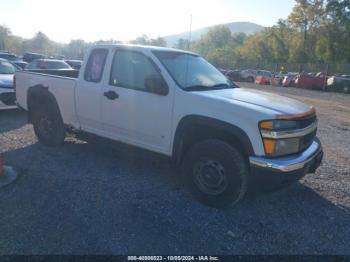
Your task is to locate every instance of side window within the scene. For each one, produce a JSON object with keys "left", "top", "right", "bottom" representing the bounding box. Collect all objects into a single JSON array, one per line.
[
  {"left": 38, "top": 60, "right": 46, "bottom": 69},
  {"left": 28, "top": 61, "right": 37, "bottom": 69},
  {"left": 109, "top": 50, "right": 164, "bottom": 93},
  {"left": 84, "top": 48, "right": 108, "bottom": 83}
]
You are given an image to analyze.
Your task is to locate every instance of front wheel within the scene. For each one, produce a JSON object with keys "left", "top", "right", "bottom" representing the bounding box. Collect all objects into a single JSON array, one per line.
[
  {"left": 182, "top": 139, "right": 249, "bottom": 208},
  {"left": 32, "top": 102, "right": 66, "bottom": 146}
]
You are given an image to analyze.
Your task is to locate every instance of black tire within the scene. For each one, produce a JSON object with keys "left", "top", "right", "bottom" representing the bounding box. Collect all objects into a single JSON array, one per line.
[
  {"left": 248, "top": 76, "right": 254, "bottom": 83},
  {"left": 32, "top": 102, "right": 66, "bottom": 146},
  {"left": 182, "top": 139, "right": 249, "bottom": 208}
]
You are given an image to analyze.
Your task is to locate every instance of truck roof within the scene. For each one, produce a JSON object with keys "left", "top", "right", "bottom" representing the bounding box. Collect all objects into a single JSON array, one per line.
[{"left": 92, "top": 44, "right": 197, "bottom": 55}]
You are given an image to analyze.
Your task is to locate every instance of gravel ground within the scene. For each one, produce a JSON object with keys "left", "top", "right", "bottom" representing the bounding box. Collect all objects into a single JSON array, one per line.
[{"left": 0, "top": 84, "right": 349, "bottom": 255}]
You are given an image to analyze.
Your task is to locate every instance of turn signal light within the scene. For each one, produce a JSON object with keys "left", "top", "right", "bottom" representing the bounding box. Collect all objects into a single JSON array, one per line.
[
  {"left": 263, "top": 139, "right": 276, "bottom": 154},
  {"left": 260, "top": 121, "right": 273, "bottom": 129}
]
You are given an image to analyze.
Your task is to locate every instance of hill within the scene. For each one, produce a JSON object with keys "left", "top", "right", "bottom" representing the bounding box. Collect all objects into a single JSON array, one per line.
[{"left": 163, "top": 21, "right": 264, "bottom": 47}]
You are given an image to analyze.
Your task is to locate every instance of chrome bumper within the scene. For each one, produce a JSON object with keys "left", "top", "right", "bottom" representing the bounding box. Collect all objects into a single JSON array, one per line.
[{"left": 249, "top": 139, "right": 323, "bottom": 172}]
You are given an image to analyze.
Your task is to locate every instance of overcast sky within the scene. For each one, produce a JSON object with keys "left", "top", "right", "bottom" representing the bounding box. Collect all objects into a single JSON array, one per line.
[{"left": 0, "top": 0, "right": 295, "bottom": 43}]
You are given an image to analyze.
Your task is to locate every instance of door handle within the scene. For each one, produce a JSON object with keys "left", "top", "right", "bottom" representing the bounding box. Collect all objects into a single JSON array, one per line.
[{"left": 104, "top": 90, "right": 119, "bottom": 100}]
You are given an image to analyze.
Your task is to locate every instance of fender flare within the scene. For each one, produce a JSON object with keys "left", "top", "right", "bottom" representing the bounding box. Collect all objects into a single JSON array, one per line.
[{"left": 172, "top": 115, "right": 255, "bottom": 164}]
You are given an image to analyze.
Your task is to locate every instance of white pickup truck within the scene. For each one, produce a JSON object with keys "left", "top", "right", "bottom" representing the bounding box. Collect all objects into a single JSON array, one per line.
[{"left": 15, "top": 44, "right": 323, "bottom": 207}]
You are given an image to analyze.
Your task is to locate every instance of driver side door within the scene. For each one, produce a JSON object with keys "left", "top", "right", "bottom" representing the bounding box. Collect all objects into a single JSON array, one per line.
[{"left": 101, "top": 49, "right": 174, "bottom": 155}]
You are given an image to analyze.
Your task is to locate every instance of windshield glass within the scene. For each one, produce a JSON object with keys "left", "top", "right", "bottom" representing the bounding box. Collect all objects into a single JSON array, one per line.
[
  {"left": 46, "top": 61, "right": 71, "bottom": 69},
  {"left": 0, "top": 60, "right": 16, "bottom": 74},
  {"left": 153, "top": 51, "right": 234, "bottom": 90},
  {"left": 0, "top": 54, "right": 17, "bottom": 61}
]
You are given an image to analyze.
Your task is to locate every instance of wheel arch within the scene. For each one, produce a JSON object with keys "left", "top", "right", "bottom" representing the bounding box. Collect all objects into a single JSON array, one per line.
[
  {"left": 172, "top": 115, "right": 254, "bottom": 165},
  {"left": 27, "top": 84, "right": 62, "bottom": 123}
]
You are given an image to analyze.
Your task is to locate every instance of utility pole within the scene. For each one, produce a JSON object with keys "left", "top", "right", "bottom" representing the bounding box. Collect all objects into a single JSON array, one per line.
[{"left": 188, "top": 14, "right": 193, "bottom": 51}]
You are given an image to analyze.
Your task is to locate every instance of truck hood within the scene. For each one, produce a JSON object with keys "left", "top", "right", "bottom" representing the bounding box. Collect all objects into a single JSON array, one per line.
[
  {"left": 199, "top": 87, "right": 312, "bottom": 115},
  {"left": 0, "top": 74, "right": 14, "bottom": 88}
]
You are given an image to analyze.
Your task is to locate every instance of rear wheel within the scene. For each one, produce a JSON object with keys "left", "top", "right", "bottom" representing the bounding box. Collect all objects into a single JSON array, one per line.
[
  {"left": 32, "top": 102, "right": 66, "bottom": 146},
  {"left": 182, "top": 139, "right": 249, "bottom": 208}
]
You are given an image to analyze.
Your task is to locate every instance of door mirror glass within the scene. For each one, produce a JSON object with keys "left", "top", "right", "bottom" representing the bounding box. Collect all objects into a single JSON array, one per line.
[{"left": 144, "top": 75, "right": 169, "bottom": 96}]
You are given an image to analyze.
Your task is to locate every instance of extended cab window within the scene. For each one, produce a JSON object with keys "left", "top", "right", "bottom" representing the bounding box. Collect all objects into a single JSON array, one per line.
[
  {"left": 109, "top": 50, "right": 164, "bottom": 93},
  {"left": 84, "top": 49, "right": 108, "bottom": 83}
]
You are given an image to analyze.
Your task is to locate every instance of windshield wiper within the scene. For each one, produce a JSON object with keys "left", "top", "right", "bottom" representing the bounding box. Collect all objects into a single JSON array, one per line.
[
  {"left": 185, "top": 83, "right": 237, "bottom": 91},
  {"left": 184, "top": 85, "right": 212, "bottom": 91},
  {"left": 211, "top": 83, "right": 233, "bottom": 89}
]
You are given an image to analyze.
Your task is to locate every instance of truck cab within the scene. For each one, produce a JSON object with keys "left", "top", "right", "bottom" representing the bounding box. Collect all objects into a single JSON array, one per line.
[{"left": 15, "top": 44, "right": 323, "bottom": 207}]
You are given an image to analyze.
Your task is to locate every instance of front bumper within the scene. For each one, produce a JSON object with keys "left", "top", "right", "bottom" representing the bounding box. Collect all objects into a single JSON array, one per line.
[
  {"left": 249, "top": 138, "right": 323, "bottom": 191},
  {"left": 0, "top": 88, "right": 16, "bottom": 107}
]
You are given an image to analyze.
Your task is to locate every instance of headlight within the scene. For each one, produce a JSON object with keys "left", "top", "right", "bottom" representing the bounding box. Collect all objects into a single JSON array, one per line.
[
  {"left": 327, "top": 77, "right": 334, "bottom": 86},
  {"left": 262, "top": 138, "right": 300, "bottom": 156},
  {"left": 259, "top": 120, "right": 311, "bottom": 157},
  {"left": 260, "top": 120, "right": 298, "bottom": 131}
]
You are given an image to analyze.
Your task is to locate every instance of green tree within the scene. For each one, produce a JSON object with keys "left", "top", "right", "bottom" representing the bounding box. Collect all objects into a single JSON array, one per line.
[
  {"left": 193, "top": 26, "right": 232, "bottom": 56},
  {"left": 150, "top": 37, "right": 166, "bottom": 47},
  {"left": 288, "top": 0, "right": 326, "bottom": 62},
  {"left": 206, "top": 46, "right": 238, "bottom": 68},
  {"left": 62, "top": 39, "right": 89, "bottom": 60},
  {"left": 0, "top": 25, "right": 11, "bottom": 51},
  {"left": 327, "top": 0, "right": 350, "bottom": 27},
  {"left": 22, "top": 31, "right": 53, "bottom": 54},
  {"left": 326, "top": 0, "right": 350, "bottom": 63},
  {"left": 175, "top": 38, "right": 191, "bottom": 50},
  {"left": 130, "top": 35, "right": 166, "bottom": 47}
]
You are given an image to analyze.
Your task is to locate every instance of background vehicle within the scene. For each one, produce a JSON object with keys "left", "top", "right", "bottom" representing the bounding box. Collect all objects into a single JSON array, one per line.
[
  {"left": 327, "top": 75, "right": 350, "bottom": 94},
  {"left": 219, "top": 69, "right": 241, "bottom": 82},
  {"left": 25, "top": 59, "right": 73, "bottom": 70},
  {"left": 0, "top": 52, "right": 28, "bottom": 69},
  {"left": 23, "top": 52, "right": 46, "bottom": 63},
  {"left": 255, "top": 70, "right": 272, "bottom": 85},
  {"left": 295, "top": 72, "right": 327, "bottom": 91},
  {"left": 49, "top": 55, "right": 66, "bottom": 60},
  {"left": 282, "top": 73, "right": 298, "bottom": 87},
  {"left": 225, "top": 69, "right": 241, "bottom": 82},
  {"left": 65, "top": 60, "right": 83, "bottom": 70},
  {"left": 0, "top": 52, "right": 19, "bottom": 61},
  {"left": 15, "top": 44, "right": 323, "bottom": 207},
  {"left": 11, "top": 60, "right": 28, "bottom": 69},
  {"left": 271, "top": 71, "right": 289, "bottom": 86},
  {"left": 240, "top": 69, "right": 257, "bottom": 82},
  {"left": 0, "top": 58, "right": 17, "bottom": 109}
]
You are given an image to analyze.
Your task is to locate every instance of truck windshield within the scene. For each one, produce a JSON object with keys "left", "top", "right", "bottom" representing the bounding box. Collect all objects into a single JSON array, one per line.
[
  {"left": 153, "top": 51, "right": 236, "bottom": 91},
  {"left": 0, "top": 61, "right": 16, "bottom": 74}
]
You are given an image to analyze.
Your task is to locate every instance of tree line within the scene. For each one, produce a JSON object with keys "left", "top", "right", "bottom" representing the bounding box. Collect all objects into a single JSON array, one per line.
[
  {"left": 0, "top": 0, "right": 349, "bottom": 70},
  {"left": 181, "top": 0, "right": 350, "bottom": 70},
  {"left": 0, "top": 28, "right": 167, "bottom": 60}
]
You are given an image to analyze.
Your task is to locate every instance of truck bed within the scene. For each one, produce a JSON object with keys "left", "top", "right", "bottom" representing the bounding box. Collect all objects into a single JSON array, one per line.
[
  {"left": 15, "top": 70, "right": 79, "bottom": 127},
  {"left": 26, "top": 69, "right": 79, "bottom": 78}
]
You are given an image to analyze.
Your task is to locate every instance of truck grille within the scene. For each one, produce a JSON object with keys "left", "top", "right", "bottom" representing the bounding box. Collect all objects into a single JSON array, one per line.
[
  {"left": 297, "top": 115, "right": 317, "bottom": 129},
  {"left": 298, "top": 115, "right": 317, "bottom": 152}
]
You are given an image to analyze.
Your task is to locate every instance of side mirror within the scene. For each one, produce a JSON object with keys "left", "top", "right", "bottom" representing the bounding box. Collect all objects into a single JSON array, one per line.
[{"left": 144, "top": 75, "right": 169, "bottom": 96}]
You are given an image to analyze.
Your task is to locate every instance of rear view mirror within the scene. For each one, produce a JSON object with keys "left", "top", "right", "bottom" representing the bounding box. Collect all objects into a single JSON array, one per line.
[{"left": 144, "top": 75, "right": 169, "bottom": 96}]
